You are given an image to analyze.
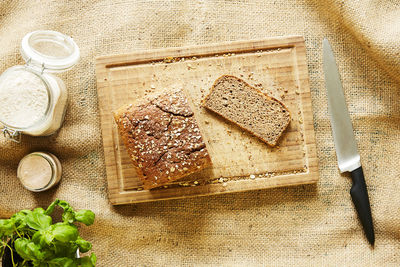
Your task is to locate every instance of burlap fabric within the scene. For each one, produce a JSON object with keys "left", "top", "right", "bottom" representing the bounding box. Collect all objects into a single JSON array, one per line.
[{"left": 1, "top": 1, "right": 399, "bottom": 266}]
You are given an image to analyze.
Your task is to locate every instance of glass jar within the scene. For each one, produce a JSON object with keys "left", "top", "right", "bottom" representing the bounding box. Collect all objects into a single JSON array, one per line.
[
  {"left": 0, "top": 30, "right": 80, "bottom": 142},
  {"left": 17, "top": 152, "right": 62, "bottom": 192}
]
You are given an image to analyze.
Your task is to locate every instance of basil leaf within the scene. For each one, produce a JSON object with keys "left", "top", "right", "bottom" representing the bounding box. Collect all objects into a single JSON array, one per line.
[
  {"left": 11, "top": 210, "right": 31, "bottom": 229},
  {"left": 40, "top": 245, "right": 56, "bottom": 260},
  {"left": 0, "top": 219, "right": 15, "bottom": 237},
  {"left": 57, "top": 200, "right": 76, "bottom": 223},
  {"left": 62, "top": 210, "right": 76, "bottom": 224},
  {"left": 51, "top": 240, "right": 79, "bottom": 258},
  {"left": 33, "top": 208, "right": 45, "bottom": 214},
  {"left": 51, "top": 224, "right": 78, "bottom": 243},
  {"left": 75, "top": 210, "right": 95, "bottom": 226},
  {"left": 49, "top": 257, "right": 77, "bottom": 267},
  {"left": 14, "top": 238, "right": 31, "bottom": 260},
  {"left": 77, "top": 254, "right": 96, "bottom": 267},
  {"left": 43, "top": 230, "right": 55, "bottom": 245},
  {"left": 57, "top": 200, "right": 72, "bottom": 210},
  {"left": 26, "top": 211, "right": 52, "bottom": 231},
  {"left": 90, "top": 253, "right": 97, "bottom": 266},
  {"left": 45, "top": 199, "right": 59, "bottom": 215},
  {"left": 11, "top": 210, "right": 31, "bottom": 220},
  {"left": 75, "top": 237, "right": 92, "bottom": 253},
  {"left": 14, "top": 238, "right": 44, "bottom": 261},
  {"left": 32, "top": 230, "right": 54, "bottom": 247},
  {"left": 32, "top": 231, "right": 43, "bottom": 244}
]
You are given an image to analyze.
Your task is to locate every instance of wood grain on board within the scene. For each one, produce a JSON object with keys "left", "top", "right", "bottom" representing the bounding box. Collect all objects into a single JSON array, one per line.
[{"left": 95, "top": 36, "right": 319, "bottom": 205}]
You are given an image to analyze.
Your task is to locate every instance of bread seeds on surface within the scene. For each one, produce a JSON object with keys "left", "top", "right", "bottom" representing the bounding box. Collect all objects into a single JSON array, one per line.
[{"left": 113, "top": 89, "right": 212, "bottom": 190}]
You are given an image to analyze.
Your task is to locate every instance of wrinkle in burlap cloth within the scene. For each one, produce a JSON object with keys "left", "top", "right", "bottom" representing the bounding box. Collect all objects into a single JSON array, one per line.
[{"left": 1, "top": 1, "right": 399, "bottom": 266}]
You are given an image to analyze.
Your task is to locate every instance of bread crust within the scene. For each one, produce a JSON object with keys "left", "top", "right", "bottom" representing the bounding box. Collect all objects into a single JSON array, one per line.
[{"left": 202, "top": 75, "right": 291, "bottom": 147}]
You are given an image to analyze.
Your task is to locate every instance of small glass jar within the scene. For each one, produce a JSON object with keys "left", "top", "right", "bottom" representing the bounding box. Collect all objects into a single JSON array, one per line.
[
  {"left": 0, "top": 30, "right": 80, "bottom": 142},
  {"left": 17, "top": 152, "right": 62, "bottom": 192}
]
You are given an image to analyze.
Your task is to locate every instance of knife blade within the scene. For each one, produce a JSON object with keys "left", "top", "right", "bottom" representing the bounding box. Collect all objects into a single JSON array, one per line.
[{"left": 323, "top": 38, "right": 375, "bottom": 246}]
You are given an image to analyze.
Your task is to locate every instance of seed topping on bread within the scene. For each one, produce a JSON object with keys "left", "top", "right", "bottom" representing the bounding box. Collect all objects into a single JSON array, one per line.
[{"left": 114, "top": 89, "right": 212, "bottom": 189}]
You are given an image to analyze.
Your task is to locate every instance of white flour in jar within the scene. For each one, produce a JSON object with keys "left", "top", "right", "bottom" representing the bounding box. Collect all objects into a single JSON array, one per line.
[{"left": 0, "top": 69, "right": 48, "bottom": 128}]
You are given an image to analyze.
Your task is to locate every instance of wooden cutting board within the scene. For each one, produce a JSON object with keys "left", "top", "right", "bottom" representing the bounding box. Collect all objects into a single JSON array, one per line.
[{"left": 96, "top": 36, "right": 319, "bottom": 205}]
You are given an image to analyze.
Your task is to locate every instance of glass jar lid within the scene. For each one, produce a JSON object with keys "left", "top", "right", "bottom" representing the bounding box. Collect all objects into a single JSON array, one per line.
[
  {"left": 21, "top": 30, "right": 80, "bottom": 72},
  {"left": 17, "top": 152, "right": 61, "bottom": 192}
]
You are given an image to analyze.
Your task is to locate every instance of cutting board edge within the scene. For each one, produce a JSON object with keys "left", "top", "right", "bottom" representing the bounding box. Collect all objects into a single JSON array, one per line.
[
  {"left": 95, "top": 35, "right": 305, "bottom": 67},
  {"left": 108, "top": 170, "right": 319, "bottom": 205}
]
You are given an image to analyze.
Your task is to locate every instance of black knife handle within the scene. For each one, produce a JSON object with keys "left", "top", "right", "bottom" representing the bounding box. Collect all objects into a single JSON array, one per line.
[{"left": 350, "top": 166, "right": 375, "bottom": 246}]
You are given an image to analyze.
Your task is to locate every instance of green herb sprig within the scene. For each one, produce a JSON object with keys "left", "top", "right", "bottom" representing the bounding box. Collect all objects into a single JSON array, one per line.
[{"left": 0, "top": 199, "right": 96, "bottom": 267}]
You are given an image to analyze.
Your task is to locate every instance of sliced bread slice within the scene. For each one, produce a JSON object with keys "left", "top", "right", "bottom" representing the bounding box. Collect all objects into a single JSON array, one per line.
[{"left": 202, "top": 75, "right": 291, "bottom": 147}]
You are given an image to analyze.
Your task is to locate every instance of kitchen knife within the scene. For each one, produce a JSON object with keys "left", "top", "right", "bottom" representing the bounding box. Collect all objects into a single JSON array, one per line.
[{"left": 323, "top": 38, "right": 375, "bottom": 246}]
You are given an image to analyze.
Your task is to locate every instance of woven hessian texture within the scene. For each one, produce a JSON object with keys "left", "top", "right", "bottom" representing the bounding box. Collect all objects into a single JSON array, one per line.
[{"left": 1, "top": 0, "right": 399, "bottom": 266}]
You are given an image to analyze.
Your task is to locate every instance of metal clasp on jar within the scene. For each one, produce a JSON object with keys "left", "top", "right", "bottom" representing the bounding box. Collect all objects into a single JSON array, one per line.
[
  {"left": 2, "top": 126, "right": 21, "bottom": 143},
  {"left": 26, "top": 58, "right": 46, "bottom": 74}
]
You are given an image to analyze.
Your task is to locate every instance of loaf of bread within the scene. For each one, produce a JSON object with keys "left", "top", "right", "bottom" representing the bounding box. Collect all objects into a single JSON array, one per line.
[
  {"left": 114, "top": 89, "right": 212, "bottom": 190},
  {"left": 202, "top": 75, "right": 291, "bottom": 147}
]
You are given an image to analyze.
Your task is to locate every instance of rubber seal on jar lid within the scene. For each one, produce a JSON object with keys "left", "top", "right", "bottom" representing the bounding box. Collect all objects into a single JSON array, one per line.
[{"left": 20, "top": 30, "right": 80, "bottom": 73}]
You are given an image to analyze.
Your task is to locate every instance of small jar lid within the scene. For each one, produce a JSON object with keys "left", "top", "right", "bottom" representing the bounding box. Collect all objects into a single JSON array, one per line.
[
  {"left": 21, "top": 30, "right": 80, "bottom": 73},
  {"left": 17, "top": 152, "right": 62, "bottom": 192}
]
